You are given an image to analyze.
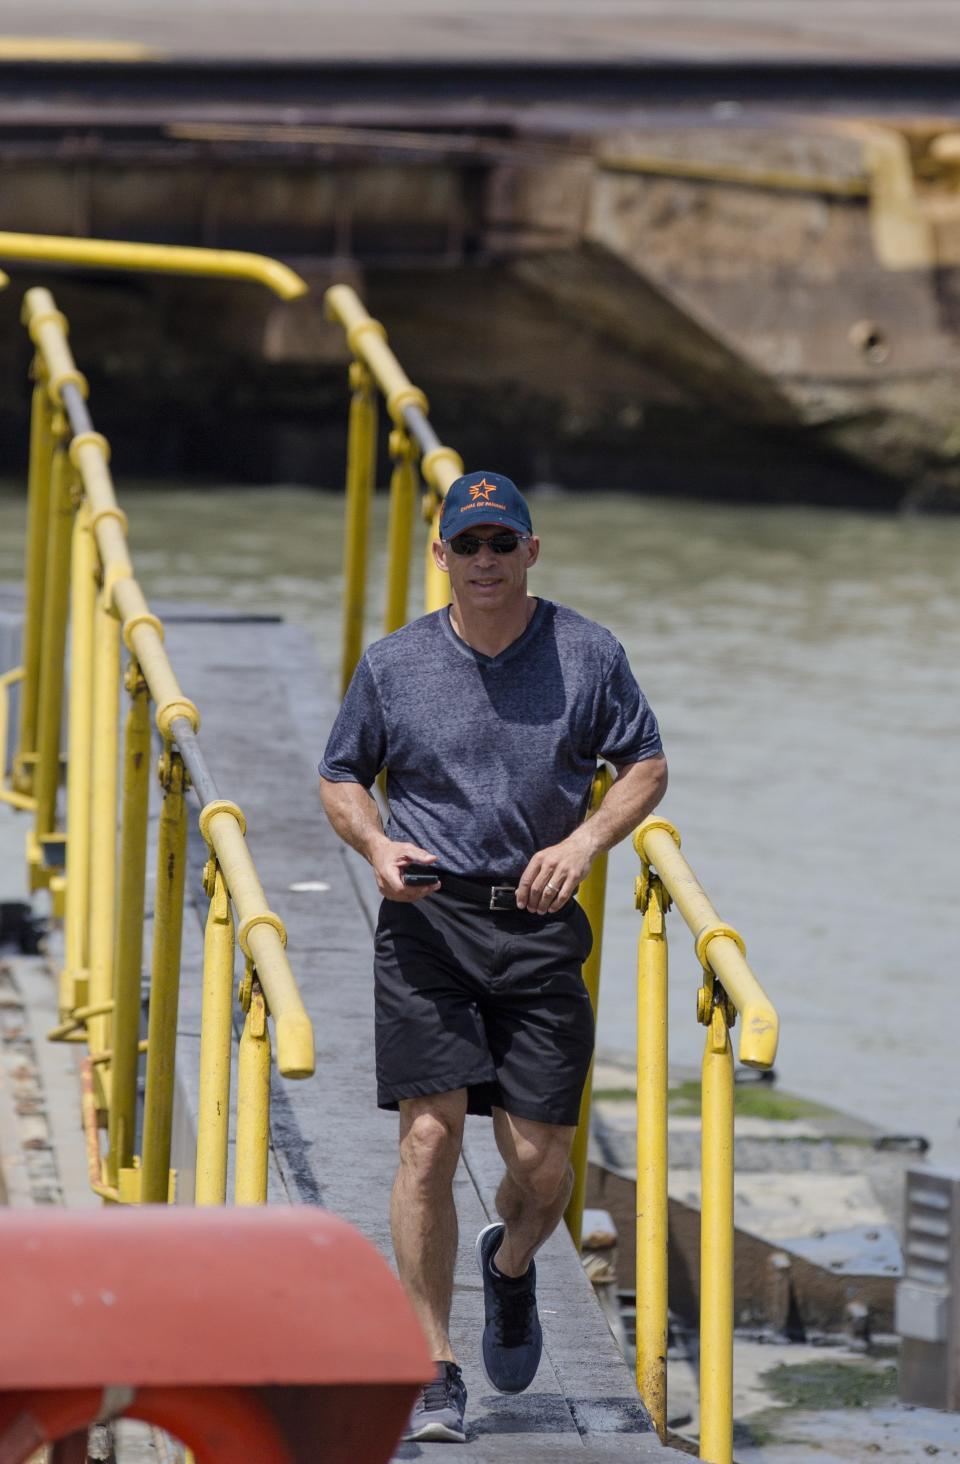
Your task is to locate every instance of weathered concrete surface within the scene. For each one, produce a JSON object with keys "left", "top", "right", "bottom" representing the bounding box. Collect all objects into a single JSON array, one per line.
[
  {"left": 9, "top": 1, "right": 960, "bottom": 63},
  {"left": 162, "top": 612, "right": 678, "bottom": 1457}
]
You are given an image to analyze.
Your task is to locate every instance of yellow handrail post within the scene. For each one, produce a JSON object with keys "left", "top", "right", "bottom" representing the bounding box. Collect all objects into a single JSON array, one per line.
[
  {"left": 106, "top": 658, "right": 151, "bottom": 1186},
  {"left": 631, "top": 815, "right": 778, "bottom": 1458},
  {"left": 87, "top": 589, "right": 121, "bottom": 1065},
  {"left": 340, "top": 360, "right": 378, "bottom": 696},
  {"left": 30, "top": 440, "right": 73, "bottom": 865},
  {"left": 195, "top": 860, "right": 235, "bottom": 1206},
  {"left": 383, "top": 429, "right": 418, "bottom": 636},
  {"left": 421, "top": 447, "right": 465, "bottom": 614},
  {"left": 565, "top": 765, "right": 612, "bottom": 1248},
  {"left": 323, "top": 284, "right": 462, "bottom": 620},
  {"left": 200, "top": 802, "right": 313, "bottom": 1080},
  {"left": 140, "top": 745, "right": 189, "bottom": 1204},
  {"left": 699, "top": 995, "right": 735, "bottom": 1464},
  {"left": 61, "top": 502, "right": 97, "bottom": 1016},
  {"left": 13, "top": 380, "right": 55, "bottom": 795},
  {"left": 235, "top": 976, "right": 271, "bottom": 1206},
  {"left": 634, "top": 849, "right": 671, "bottom": 1441}
]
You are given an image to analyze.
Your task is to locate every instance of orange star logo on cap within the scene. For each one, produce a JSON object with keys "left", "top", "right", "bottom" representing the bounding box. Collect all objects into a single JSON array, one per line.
[{"left": 468, "top": 478, "right": 498, "bottom": 502}]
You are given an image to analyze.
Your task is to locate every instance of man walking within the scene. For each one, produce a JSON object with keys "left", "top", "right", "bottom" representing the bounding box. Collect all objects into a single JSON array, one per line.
[{"left": 319, "top": 471, "right": 667, "bottom": 1442}]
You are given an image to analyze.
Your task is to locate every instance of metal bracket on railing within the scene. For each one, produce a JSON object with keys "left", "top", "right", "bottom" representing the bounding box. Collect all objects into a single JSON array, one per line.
[
  {"left": 421, "top": 484, "right": 443, "bottom": 525},
  {"left": 695, "top": 921, "right": 744, "bottom": 1033},
  {"left": 248, "top": 978, "right": 268, "bottom": 1040},
  {"left": 238, "top": 956, "right": 255, "bottom": 1015},
  {"left": 348, "top": 358, "right": 373, "bottom": 396},
  {"left": 123, "top": 654, "right": 147, "bottom": 700},
  {"left": 389, "top": 427, "right": 418, "bottom": 466},
  {"left": 0, "top": 666, "right": 36, "bottom": 810},
  {"left": 696, "top": 968, "right": 736, "bottom": 1032},
  {"left": 635, "top": 859, "right": 671, "bottom": 924},
  {"left": 157, "top": 741, "right": 189, "bottom": 796},
  {"left": 48, "top": 997, "right": 115, "bottom": 1044}
]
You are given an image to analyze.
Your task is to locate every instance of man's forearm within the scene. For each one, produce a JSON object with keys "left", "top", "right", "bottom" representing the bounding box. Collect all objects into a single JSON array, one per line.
[
  {"left": 318, "top": 777, "right": 387, "bottom": 863},
  {"left": 577, "top": 755, "right": 668, "bottom": 859}
]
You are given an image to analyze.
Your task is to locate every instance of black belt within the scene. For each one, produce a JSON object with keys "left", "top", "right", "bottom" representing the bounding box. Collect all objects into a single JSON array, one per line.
[{"left": 440, "top": 872, "right": 521, "bottom": 911}]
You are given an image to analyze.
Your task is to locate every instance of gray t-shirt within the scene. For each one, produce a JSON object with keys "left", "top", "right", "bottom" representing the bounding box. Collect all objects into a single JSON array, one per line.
[{"left": 319, "top": 598, "right": 663, "bottom": 878}]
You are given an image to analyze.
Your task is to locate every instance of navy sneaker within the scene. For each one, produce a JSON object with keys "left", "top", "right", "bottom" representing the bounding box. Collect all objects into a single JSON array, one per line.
[
  {"left": 402, "top": 1361, "right": 467, "bottom": 1443},
  {"left": 475, "top": 1222, "right": 543, "bottom": 1393}
]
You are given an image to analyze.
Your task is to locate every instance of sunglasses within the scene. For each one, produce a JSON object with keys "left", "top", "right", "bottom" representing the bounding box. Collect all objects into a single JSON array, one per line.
[{"left": 446, "top": 531, "right": 530, "bottom": 557}]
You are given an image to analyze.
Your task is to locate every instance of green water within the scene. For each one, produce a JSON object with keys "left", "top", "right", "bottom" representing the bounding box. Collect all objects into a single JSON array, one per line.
[{"left": 2, "top": 483, "right": 958, "bottom": 1161}]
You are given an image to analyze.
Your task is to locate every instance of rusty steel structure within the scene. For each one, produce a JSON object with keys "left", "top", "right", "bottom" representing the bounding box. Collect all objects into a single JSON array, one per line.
[{"left": 2, "top": 53, "right": 960, "bottom": 503}]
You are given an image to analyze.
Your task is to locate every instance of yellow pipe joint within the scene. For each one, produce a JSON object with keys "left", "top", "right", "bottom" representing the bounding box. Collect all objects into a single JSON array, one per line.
[
  {"left": 386, "top": 384, "right": 430, "bottom": 422},
  {"left": 23, "top": 294, "right": 91, "bottom": 404},
  {"left": 326, "top": 284, "right": 432, "bottom": 426},
  {"left": 90, "top": 508, "right": 128, "bottom": 538},
  {"left": 695, "top": 922, "right": 746, "bottom": 968},
  {"left": 237, "top": 909, "right": 287, "bottom": 959},
  {"left": 345, "top": 317, "right": 387, "bottom": 355},
  {"left": 156, "top": 698, "right": 201, "bottom": 738},
  {"left": 121, "top": 611, "right": 164, "bottom": 652},
  {"left": 198, "top": 799, "right": 247, "bottom": 842},
  {"left": 421, "top": 446, "right": 465, "bottom": 496},
  {"left": 632, "top": 816, "right": 681, "bottom": 855},
  {"left": 69, "top": 431, "right": 110, "bottom": 466}
]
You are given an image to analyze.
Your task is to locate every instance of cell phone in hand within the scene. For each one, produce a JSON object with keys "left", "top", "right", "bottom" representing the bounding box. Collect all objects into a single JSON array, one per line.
[{"left": 402, "top": 863, "right": 442, "bottom": 887}]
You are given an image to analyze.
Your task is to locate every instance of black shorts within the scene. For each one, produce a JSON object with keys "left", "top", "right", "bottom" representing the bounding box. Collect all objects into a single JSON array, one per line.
[{"left": 373, "top": 885, "right": 595, "bottom": 1128}]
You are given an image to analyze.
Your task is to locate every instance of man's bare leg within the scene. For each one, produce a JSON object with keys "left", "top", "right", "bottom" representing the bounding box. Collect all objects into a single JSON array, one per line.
[
  {"left": 391, "top": 1088, "right": 468, "bottom": 1360},
  {"left": 490, "top": 1108, "right": 576, "bottom": 1277}
]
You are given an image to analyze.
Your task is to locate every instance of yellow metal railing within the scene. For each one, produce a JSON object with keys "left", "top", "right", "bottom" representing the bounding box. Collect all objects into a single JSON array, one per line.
[
  {"left": 324, "top": 284, "right": 465, "bottom": 688},
  {"left": 1, "top": 275, "right": 315, "bottom": 1207},
  {"left": 0, "top": 230, "right": 307, "bottom": 299},
  {"left": 633, "top": 815, "right": 779, "bottom": 1464},
  {"left": 324, "top": 283, "right": 613, "bottom": 1244}
]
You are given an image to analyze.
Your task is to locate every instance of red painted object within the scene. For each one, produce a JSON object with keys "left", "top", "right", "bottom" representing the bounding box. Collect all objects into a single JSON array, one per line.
[{"left": 0, "top": 1208, "right": 432, "bottom": 1464}]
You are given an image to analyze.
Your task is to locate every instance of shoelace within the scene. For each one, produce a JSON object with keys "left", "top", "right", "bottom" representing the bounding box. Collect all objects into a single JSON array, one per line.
[
  {"left": 494, "top": 1280, "right": 536, "bottom": 1347},
  {"left": 420, "top": 1364, "right": 462, "bottom": 1411}
]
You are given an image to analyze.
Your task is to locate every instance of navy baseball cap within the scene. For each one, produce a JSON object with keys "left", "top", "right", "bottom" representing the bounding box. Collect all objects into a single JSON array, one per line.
[{"left": 439, "top": 471, "right": 533, "bottom": 540}]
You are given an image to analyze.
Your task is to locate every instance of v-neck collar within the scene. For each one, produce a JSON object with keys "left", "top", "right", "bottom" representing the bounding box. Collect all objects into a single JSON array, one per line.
[{"left": 440, "top": 598, "right": 548, "bottom": 667}]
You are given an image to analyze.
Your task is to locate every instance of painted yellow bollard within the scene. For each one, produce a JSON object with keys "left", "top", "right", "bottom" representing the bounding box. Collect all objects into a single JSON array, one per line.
[
  {"left": 31, "top": 444, "right": 74, "bottom": 846},
  {"left": 107, "top": 660, "right": 152, "bottom": 1186},
  {"left": 635, "top": 873, "right": 669, "bottom": 1440},
  {"left": 195, "top": 863, "right": 236, "bottom": 1206},
  {"left": 140, "top": 748, "right": 189, "bottom": 1204},
  {"left": 383, "top": 432, "right": 418, "bottom": 635},
  {"left": 340, "top": 360, "right": 377, "bottom": 697},
  {"left": 236, "top": 980, "right": 271, "bottom": 1206},
  {"left": 699, "top": 1000, "right": 735, "bottom": 1464},
  {"left": 564, "top": 767, "right": 612, "bottom": 1248},
  {"left": 14, "top": 382, "right": 55, "bottom": 795},
  {"left": 61, "top": 503, "right": 97, "bottom": 1016},
  {"left": 86, "top": 590, "right": 121, "bottom": 1060}
]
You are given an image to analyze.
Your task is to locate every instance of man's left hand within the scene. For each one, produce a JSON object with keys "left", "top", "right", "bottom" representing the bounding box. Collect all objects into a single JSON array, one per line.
[{"left": 516, "top": 832, "right": 594, "bottom": 915}]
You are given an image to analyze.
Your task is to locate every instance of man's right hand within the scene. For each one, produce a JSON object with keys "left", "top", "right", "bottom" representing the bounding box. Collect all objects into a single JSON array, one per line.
[{"left": 369, "top": 838, "right": 440, "bottom": 902}]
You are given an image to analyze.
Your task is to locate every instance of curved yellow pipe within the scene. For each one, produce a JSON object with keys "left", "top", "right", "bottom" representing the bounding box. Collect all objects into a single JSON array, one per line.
[
  {"left": 634, "top": 818, "right": 779, "bottom": 1069},
  {"left": 0, "top": 231, "right": 307, "bottom": 300}
]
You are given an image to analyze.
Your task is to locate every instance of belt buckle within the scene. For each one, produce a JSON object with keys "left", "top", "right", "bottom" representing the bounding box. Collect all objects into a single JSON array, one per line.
[{"left": 490, "top": 885, "right": 517, "bottom": 912}]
